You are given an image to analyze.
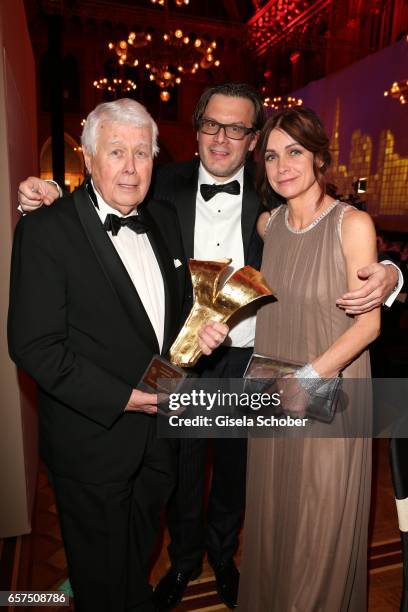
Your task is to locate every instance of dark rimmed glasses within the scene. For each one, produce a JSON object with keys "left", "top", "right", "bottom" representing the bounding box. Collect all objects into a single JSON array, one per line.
[{"left": 199, "top": 118, "right": 256, "bottom": 141}]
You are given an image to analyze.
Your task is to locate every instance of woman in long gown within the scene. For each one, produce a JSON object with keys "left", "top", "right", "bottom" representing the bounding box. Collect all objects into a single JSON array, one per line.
[{"left": 238, "top": 108, "right": 380, "bottom": 612}]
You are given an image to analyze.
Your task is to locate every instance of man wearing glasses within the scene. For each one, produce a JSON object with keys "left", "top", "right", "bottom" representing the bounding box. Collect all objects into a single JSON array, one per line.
[
  {"left": 152, "top": 84, "right": 264, "bottom": 610},
  {"left": 17, "top": 83, "right": 401, "bottom": 610}
]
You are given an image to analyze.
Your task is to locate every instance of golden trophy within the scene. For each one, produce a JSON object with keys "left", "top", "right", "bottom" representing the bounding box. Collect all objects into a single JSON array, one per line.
[{"left": 139, "top": 258, "right": 274, "bottom": 392}]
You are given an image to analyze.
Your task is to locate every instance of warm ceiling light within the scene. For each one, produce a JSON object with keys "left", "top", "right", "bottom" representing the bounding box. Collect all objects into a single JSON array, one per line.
[
  {"left": 160, "top": 90, "right": 170, "bottom": 102},
  {"left": 103, "top": 27, "right": 221, "bottom": 102},
  {"left": 152, "top": 0, "right": 190, "bottom": 6},
  {"left": 93, "top": 77, "right": 137, "bottom": 94},
  {"left": 262, "top": 94, "right": 303, "bottom": 110},
  {"left": 384, "top": 79, "right": 408, "bottom": 104}
]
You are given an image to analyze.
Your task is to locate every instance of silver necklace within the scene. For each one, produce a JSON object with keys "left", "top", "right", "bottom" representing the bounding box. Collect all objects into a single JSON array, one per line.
[{"left": 284, "top": 200, "right": 338, "bottom": 234}]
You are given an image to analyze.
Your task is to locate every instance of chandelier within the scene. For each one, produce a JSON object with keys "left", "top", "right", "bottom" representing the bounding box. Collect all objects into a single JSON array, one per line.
[
  {"left": 384, "top": 80, "right": 408, "bottom": 105},
  {"left": 93, "top": 77, "right": 138, "bottom": 95},
  {"left": 96, "top": 28, "right": 220, "bottom": 101},
  {"left": 263, "top": 95, "right": 303, "bottom": 110},
  {"left": 383, "top": 35, "right": 407, "bottom": 106},
  {"left": 150, "top": 0, "right": 189, "bottom": 6}
]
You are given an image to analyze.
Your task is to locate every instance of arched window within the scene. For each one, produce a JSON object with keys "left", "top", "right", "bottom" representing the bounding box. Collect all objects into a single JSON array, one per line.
[{"left": 40, "top": 134, "right": 85, "bottom": 192}]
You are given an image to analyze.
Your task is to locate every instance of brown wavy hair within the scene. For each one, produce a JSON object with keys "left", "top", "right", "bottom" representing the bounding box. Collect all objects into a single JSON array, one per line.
[
  {"left": 193, "top": 83, "right": 265, "bottom": 132},
  {"left": 256, "top": 107, "right": 334, "bottom": 209}
]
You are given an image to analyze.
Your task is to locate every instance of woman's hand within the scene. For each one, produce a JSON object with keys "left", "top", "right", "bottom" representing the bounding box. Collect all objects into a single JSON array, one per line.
[{"left": 277, "top": 375, "right": 309, "bottom": 417}]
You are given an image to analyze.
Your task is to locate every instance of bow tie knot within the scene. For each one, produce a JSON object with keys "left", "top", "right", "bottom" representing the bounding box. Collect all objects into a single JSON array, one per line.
[
  {"left": 103, "top": 213, "right": 150, "bottom": 236},
  {"left": 200, "top": 180, "right": 240, "bottom": 201}
]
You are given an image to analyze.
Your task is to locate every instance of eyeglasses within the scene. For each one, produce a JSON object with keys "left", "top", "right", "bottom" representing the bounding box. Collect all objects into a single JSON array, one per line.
[{"left": 199, "top": 119, "right": 256, "bottom": 140}]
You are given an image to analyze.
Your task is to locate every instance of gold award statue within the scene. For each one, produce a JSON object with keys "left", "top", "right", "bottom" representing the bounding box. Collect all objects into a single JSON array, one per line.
[{"left": 139, "top": 258, "right": 274, "bottom": 391}]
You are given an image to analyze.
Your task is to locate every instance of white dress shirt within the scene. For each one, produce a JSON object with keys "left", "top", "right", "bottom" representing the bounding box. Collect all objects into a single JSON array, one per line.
[
  {"left": 194, "top": 164, "right": 256, "bottom": 348},
  {"left": 382, "top": 260, "right": 404, "bottom": 306},
  {"left": 92, "top": 183, "right": 165, "bottom": 351}
]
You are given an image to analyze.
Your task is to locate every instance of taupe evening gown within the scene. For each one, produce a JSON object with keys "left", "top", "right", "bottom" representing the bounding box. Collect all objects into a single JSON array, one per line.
[{"left": 238, "top": 202, "right": 372, "bottom": 612}]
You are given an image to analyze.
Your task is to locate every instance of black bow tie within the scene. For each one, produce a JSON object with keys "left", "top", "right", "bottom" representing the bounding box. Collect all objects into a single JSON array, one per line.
[
  {"left": 200, "top": 180, "right": 240, "bottom": 201},
  {"left": 103, "top": 213, "right": 150, "bottom": 236}
]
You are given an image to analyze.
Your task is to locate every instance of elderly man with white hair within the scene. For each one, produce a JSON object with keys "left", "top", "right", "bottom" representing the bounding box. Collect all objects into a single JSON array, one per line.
[{"left": 8, "top": 98, "right": 227, "bottom": 612}]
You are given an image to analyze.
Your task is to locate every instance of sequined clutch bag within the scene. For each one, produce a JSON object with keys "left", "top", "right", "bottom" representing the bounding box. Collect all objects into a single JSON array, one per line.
[{"left": 244, "top": 353, "right": 341, "bottom": 423}]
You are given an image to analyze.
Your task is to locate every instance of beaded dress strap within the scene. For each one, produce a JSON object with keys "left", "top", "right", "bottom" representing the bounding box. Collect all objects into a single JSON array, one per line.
[
  {"left": 337, "top": 203, "right": 355, "bottom": 243},
  {"left": 264, "top": 205, "right": 283, "bottom": 237}
]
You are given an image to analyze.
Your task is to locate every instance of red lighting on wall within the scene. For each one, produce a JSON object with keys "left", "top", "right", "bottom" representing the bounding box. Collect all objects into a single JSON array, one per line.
[{"left": 247, "top": 0, "right": 332, "bottom": 56}]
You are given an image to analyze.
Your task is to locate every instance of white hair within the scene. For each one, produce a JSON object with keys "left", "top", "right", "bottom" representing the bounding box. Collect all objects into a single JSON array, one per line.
[{"left": 81, "top": 98, "right": 159, "bottom": 157}]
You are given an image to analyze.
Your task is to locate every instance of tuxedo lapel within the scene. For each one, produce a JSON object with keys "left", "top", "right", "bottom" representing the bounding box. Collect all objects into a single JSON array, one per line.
[
  {"left": 242, "top": 165, "right": 261, "bottom": 263},
  {"left": 141, "top": 205, "right": 181, "bottom": 355},
  {"left": 73, "top": 186, "right": 159, "bottom": 353},
  {"left": 173, "top": 162, "right": 199, "bottom": 259}
]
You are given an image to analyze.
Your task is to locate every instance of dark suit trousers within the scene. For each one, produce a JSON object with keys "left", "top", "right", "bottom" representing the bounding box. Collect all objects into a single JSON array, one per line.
[
  {"left": 167, "top": 347, "right": 251, "bottom": 571},
  {"left": 48, "top": 427, "right": 176, "bottom": 612}
]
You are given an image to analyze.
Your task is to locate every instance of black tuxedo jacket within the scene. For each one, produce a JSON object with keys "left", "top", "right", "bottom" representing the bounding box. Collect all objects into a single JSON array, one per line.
[
  {"left": 152, "top": 158, "right": 263, "bottom": 270},
  {"left": 8, "top": 184, "right": 187, "bottom": 484}
]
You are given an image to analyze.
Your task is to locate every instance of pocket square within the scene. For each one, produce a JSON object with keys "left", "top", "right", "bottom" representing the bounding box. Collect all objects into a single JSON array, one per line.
[{"left": 174, "top": 259, "right": 183, "bottom": 268}]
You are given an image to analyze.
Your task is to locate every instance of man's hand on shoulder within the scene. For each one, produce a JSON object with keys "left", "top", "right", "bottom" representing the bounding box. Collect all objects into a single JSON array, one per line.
[
  {"left": 336, "top": 261, "right": 399, "bottom": 314},
  {"left": 124, "top": 389, "right": 158, "bottom": 415},
  {"left": 18, "top": 177, "right": 60, "bottom": 212}
]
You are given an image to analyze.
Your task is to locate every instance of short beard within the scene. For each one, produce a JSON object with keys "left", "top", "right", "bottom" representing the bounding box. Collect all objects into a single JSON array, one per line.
[{"left": 200, "top": 159, "right": 246, "bottom": 181}]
